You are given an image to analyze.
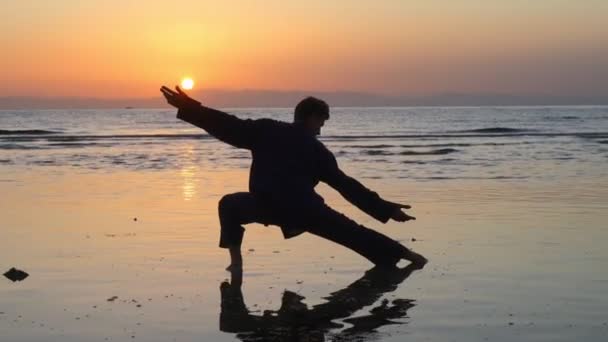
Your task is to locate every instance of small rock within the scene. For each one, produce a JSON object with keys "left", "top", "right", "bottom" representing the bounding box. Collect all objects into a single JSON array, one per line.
[
  {"left": 3, "top": 267, "right": 29, "bottom": 282},
  {"left": 107, "top": 296, "right": 118, "bottom": 302},
  {"left": 411, "top": 238, "right": 417, "bottom": 242},
  {"left": 133, "top": 217, "right": 137, "bottom": 221}
]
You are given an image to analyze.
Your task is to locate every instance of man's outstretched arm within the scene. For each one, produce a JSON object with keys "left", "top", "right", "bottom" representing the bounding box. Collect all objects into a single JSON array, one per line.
[
  {"left": 161, "top": 86, "right": 257, "bottom": 149},
  {"left": 320, "top": 146, "right": 415, "bottom": 223}
]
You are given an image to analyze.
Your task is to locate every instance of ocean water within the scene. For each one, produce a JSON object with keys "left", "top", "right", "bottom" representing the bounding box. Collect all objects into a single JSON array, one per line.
[
  {"left": 1, "top": 106, "right": 608, "bottom": 341},
  {"left": 1, "top": 106, "right": 607, "bottom": 179}
]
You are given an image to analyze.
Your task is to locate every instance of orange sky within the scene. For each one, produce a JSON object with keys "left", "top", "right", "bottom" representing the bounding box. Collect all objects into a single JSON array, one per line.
[{"left": 1, "top": 0, "right": 607, "bottom": 98}]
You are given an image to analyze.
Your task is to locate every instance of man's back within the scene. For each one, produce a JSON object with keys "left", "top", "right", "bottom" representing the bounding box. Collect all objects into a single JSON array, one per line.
[{"left": 248, "top": 118, "right": 326, "bottom": 206}]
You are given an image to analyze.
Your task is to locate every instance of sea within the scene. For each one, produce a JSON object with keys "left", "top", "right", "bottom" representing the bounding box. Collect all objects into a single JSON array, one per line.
[
  {"left": 1, "top": 106, "right": 607, "bottom": 180},
  {"left": 1, "top": 106, "right": 607, "bottom": 342}
]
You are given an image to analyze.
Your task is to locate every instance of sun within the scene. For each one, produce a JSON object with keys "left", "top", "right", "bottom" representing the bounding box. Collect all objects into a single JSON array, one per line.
[{"left": 181, "top": 77, "right": 194, "bottom": 90}]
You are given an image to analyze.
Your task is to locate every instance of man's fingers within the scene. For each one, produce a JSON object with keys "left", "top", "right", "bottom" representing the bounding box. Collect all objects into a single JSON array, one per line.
[
  {"left": 389, "top": 201, "right": 412, "bottom": 209},
  {"left": 176, "top": 85, "right": 194, "bottom": 99},
  {"left": 161, "top": 86, "right": 178, "bottom": 96},
  {"left": 160, "top": 87, "right": 176, "bottom": 98},
  {"left": 160, "top": 86, "right": 172, "bottom": 94}
]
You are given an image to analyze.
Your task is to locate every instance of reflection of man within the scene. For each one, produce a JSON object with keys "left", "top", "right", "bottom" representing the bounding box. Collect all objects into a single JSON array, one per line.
[
  {"left": 161, "top": 86, "right": 427, "bottom": 270},
  {"left": 220, "top": 265, "right": 418, "bottom": 342}
]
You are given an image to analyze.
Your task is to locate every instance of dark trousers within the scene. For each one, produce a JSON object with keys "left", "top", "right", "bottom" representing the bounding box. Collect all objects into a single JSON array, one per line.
[{"left": 218, "top": 192, "right": 410, "bottom": 266}]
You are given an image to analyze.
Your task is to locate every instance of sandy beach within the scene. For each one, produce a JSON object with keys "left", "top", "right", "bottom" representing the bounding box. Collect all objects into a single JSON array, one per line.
[{"left": 2, "top": 158, "right": 607, "bottom": 341}]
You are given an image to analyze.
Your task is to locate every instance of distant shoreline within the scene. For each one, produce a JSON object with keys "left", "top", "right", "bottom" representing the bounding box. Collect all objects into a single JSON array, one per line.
[{"left": 1, "top": 91, "right": 607, "bottom": 109}]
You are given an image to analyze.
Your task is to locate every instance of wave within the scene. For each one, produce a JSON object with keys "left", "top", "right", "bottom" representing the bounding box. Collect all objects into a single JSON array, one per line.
[
  {"left": 362, "top": 148, "right": 459, "bottom": 156},
  {"left": 0, "top": 143, "right": 47, "bottom": 150},
  {"left": 346, "top": 144, "right": 396, "bottom": 148},
  {"left": 47, "top": 142, "right": 116, "bottom": 148},
  {"left": 456, "top": 127, "right": 531, "bottom": 133},
  {"left": 0, "top": 129, "right": 59, "bottom": 135},
  {"left": 344, "top": 141, "right": 533, "bottom": 149},
  {"left": 0, "top": 133, "right": 213, "bottom": 143},
  {"left": 362, "top": 150, "right": 393, "bottom": 156},
  {"left": 400, "top": 148, "right": 459, "bottom": 155},
  {"left": 323, "top": 132, "right": 608, "bottom": 140},
  {"left": 553, "top": 115, "right": 581, "bottom": 120},
  {"left": 2, "top": 131, "right": 608, "bottom": 144},
  {"left": 411, "top": 175, "right": 529, "bottom": 180}
]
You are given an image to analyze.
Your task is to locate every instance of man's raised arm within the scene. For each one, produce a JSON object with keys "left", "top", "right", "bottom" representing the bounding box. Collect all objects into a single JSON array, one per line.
[
  {"left": 319, "top": 144, "right": 414, "bottom": 223},
  {"left": 161, "top": 86, "right": 257, "bottom": 149}
]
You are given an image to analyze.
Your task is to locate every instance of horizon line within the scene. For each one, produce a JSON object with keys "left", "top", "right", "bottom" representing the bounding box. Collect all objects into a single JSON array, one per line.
[{"left": 1, "top": 89, "right": 607, "bottom": 109}]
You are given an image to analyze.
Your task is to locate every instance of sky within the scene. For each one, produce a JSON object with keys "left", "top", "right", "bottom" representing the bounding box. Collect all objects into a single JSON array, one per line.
[{"left": 1, "top": 0, "right": 607, "bottom": 100}]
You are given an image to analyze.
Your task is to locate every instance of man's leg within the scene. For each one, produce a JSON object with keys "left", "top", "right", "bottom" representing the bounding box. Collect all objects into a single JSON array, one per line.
[
  {"left": 306, "top": 206, "right": 426, "bottom": 267},
  {"left": 218, "top": 192, "right": 274, "bottom": 270}
]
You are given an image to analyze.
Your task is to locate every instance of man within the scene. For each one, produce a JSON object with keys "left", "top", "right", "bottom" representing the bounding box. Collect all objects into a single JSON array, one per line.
[{"left": 161, "top": 86, "right": 427, "bottom": 270}]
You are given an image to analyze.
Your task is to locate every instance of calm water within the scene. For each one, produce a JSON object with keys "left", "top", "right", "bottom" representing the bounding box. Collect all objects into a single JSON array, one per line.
[
  {"left": 1, "top": 106, "right": 607, "bottom": 180},
  {"left": 1, "top": 106, "right": 608, "bottom": 341}
]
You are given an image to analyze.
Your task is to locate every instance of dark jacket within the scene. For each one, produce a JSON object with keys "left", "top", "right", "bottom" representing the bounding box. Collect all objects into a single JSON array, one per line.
[{"left": 177, "top": 106, "right": 396, "bottom": 235}]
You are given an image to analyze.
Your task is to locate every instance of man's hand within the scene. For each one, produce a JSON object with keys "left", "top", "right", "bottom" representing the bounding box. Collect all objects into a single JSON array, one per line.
[
  {"left": 389, "top": 202, "right": 416, "bottom": 222},
  {"left": 160, "top": 85, "right": 201, "bottom": 110}
]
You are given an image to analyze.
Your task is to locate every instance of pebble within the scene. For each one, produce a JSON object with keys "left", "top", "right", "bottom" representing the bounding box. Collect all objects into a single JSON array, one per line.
[{"left": 3, "top": 268, "right": 29, "bottom": 282}]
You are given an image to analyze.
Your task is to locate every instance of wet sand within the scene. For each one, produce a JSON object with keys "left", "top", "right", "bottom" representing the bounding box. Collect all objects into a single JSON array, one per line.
[{"left": 1, "top": 166, "right": 608, "bottom": 341}]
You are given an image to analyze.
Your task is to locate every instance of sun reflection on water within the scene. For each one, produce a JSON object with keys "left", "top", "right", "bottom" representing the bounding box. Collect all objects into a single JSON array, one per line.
[{"left": 180, "top": 147, "right": 199, "bottom": 201}]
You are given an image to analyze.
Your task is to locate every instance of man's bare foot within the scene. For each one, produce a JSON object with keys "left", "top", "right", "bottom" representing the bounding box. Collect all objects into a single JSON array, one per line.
[
  {"left": 226, "top": 246, "right": 243, "bottom": 271},
  {"left": 404, "top": 250, "right": 428, "bottom": 269}
]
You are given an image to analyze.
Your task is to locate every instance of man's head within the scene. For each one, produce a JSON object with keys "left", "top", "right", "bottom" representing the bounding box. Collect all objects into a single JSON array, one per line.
[{"left": 293, "top": 97, "right": 329, "bottom": 135}]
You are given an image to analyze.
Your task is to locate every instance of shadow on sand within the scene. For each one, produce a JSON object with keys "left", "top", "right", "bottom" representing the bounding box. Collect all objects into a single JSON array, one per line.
[{"left": 219, "top": 264, "right": 421, "bottom": 341}]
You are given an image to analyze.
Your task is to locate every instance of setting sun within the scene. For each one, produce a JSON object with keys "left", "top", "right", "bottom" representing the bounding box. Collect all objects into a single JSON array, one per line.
[{"left": 181, "top": 78, "right": 194, "bottom": 90}]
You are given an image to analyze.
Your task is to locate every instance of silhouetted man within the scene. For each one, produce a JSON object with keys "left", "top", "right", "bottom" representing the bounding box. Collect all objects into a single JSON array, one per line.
[{"left": 161, "top": 86, "right": 427, "bottom": 270}]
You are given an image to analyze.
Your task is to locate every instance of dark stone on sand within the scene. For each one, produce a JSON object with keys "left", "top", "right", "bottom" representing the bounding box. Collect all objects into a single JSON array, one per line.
[
  {"left": 3, "top": 267, "right": 29, "bottom": 282},
  {"left": 107, "top": 296, "right": 118, "bottom": 302},
  {"left": 411, "top": 238, "right": 417, "bottom": 242},
  {"left": 133, "top": 217, "right": 137, "bottom": 221}
]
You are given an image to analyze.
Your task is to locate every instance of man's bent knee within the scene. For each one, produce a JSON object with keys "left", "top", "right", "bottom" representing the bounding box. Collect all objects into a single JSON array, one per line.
[{"left": 218, "top": 193, "right": 243, "bottom": 215}]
